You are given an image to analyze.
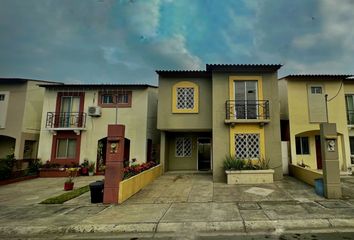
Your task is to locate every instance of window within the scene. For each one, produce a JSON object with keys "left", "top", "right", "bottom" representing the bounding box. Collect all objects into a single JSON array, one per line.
[
  {"left": 235, "top": 133, "right": 260, "bottom": 159},
  {"left": 177, "top": 87, "right": 194, "bottom": 109},
  {"left": 346, "top": 95, "right": 354, "bottom": 125},
  {"left": 0, "top": 94, "right": 4, "bottom": 101},
  {"left": 350, "top": 137, "right": 354, "bottom": 164},
  {"left": 172, "top": 81, "right": 199, "bottom": 113},
  {"left": 175, "top": 137, "right": 192, "bottom": 157},
  {"left": 98, "top": 91, "right": 132, "bottom": 108},
  {"left": 56, "top": 139, "right": 77, "bottom": 158},
  {"left": 311, "top": 86, "right": 322, "bottom": 94},
  {"left": 117, "top": 93, "right": 129, "bottom": 103},
  {"left": 102, "top": 95, "right": 114, "bottom": 104},
  {"left": 296, "top": 137, "right": 310, "bottom": 155}
]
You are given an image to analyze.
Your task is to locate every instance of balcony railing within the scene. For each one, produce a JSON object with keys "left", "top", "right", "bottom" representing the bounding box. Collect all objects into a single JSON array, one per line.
[
  {"left": 46, "top": 112, "right": 87, "bottom": 129},
  {"left": 347, "top": 110, "right": 354, "bottom": 125},
  {"left": 225, "top": 100, "right": 270, "bottom": 122}
]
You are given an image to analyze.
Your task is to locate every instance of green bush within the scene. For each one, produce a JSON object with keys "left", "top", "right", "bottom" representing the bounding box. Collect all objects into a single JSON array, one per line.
[
  {"left": 28, "top": 159, "right": 42, "bottom": 175},
  {"left": 0, "top": 153, "right": 15, "bottom": 180},
  {"left": 223, "top": 155, "right": 270, "bottom": 171},
  {"left": 223, "top": 155, "right": 245, "bottom": 170}
]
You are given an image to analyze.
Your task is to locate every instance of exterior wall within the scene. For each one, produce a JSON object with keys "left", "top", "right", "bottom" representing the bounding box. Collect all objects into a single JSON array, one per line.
[
  {"left": 0, "top": 81, "right": 45, "bottom": 159},
  {"left": 157, "top": 76, "right": 212, "bottom": 131},
  {"left": 38, "top": 87, "right": 157, "bottom": 166},
  {"left": 146, "top": 87, "right": 160, "bottom": 161},
  {"left": 286, "top": 79, "right": 350, "bottom": 170},
  {"left": 166, "top": 132, "right": 198, "bottom": 171},
  {"left": 278, "top": 79, "right": 289, "bottom": 120},
  {"left": 212, "top": 73, "right": 230, "bottom": 182}
]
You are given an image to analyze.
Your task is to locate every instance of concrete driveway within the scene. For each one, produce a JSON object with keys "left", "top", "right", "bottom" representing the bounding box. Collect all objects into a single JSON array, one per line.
[{"left": 0, "top": 176, "right": 103, "bottom": 205}]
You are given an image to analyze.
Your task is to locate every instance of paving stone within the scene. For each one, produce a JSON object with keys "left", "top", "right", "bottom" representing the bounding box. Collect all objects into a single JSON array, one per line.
[
  {"left": 240, "top": 210, "right": 269, "bottom": 220},
  {"left": 317, "top": 200, "right": 352, "bottom": 208},
  {"left": 237, "top": 202, "right": 260, "bottom": 210}
]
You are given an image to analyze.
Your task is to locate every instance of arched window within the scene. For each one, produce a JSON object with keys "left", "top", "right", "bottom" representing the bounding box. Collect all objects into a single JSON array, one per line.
[{"left": 172, "top": 81, "right": 199, "bottom": 113}]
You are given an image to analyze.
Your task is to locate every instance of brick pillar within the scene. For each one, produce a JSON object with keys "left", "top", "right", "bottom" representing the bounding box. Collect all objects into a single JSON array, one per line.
[{"left": 103, "top": 124, "right": 125, "bottom": 204}]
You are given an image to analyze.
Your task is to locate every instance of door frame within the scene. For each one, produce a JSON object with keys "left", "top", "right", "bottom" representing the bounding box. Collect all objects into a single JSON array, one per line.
[
  {"left": 234, "top": 80, "right": 258, "bottom": 119},
  {"left": 315, "top": 135, "right": 322, "bottom": 169},
  {"left": 197, "top": 137, "right": 212, "bottom": 171}
]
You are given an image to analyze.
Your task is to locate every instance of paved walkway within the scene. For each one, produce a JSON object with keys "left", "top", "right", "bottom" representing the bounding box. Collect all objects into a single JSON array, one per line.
[{"left": 1, "top": 173, "right": 354, "bottom": 238}]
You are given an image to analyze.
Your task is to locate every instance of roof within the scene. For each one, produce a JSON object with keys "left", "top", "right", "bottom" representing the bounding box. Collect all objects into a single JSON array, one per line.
[
  {"left": 0, "top": 78, "right": 60, "bottom": 84},
  {"left": 155, "top": 70, "right": 211, "bottom": 78},
  {"left": 279, "top": 74, "right": 353, "bottom": 81},
  {"left": 206, "top": 64, "right": 282, "bottom": 72},
  {"left": 38, "top": 83, "right": 158, "bottom": 89},
  {"left": 156, "top": 64, "right": 282, "bottom": 77}
]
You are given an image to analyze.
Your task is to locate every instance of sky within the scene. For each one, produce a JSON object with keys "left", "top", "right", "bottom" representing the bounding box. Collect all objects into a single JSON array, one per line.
[{"left": 0, "top": 0, "right": 353, "bottom": 85}]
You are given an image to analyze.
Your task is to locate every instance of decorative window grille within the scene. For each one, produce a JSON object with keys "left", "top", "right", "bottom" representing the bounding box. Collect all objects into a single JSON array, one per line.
[
  {"left": 176, "top": 87, "right": 194, "bottom": 109},
  {"left": 175, "top": 137, "right": 192, "bottom": 157},
  {"left": 235, "top": 134, "right": 260, "bottom": 159}
]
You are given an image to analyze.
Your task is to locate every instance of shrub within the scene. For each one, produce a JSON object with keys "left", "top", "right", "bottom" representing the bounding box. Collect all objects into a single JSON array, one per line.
[
  {"left": 223, "top": 155, "right": 270, "bottom": 171},
  {"left": 27, "top": 159, "right": 42, "bottom": 175},
  {"left": 0, "top": 153, "right": 15, "bottom": 180},
  {"left": 223, "top": 155, "right": 245, "bottom": 170},
  {"left": 123, "top": 161, "right": 157, "bottom": 180}
]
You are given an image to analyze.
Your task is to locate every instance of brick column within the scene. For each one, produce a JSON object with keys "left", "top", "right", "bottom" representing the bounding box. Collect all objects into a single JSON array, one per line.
[{"left": 103, "top": 124, "right": 125, "bottom": 204}]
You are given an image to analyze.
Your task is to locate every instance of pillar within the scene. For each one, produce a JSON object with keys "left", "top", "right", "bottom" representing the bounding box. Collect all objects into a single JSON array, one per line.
[
  {"left": 320, "top": 123, "right": 342, "bottom": 199},
  {"left": 103, "top": 124, "right": 125, "bottom": 204}
]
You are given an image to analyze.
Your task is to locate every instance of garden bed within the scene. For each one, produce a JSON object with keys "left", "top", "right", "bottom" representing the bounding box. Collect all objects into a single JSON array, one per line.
[
  {"left": 118, "top": 164, "right": 162, "bottom": 204},
  {"left": 225, "top": 169, "right": 274, "bottom": 184},
  {"left": 0, "top": 174, "right": 38, "bottom": 186},
  {"left": 39, "top": 168, "right": 82, "bottom": 177}
]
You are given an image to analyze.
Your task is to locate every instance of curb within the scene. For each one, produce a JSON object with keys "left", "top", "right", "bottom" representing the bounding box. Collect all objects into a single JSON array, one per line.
[{"left": 1, "top": 219, "right": 354, "bottom": 235}]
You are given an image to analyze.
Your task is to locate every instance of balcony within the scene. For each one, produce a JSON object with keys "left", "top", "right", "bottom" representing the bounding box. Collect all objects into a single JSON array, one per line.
[
  {"left": 46, "top": 112, "right": 87, "bottom": 134},
  {"left": 225, "top": 100, "right": 270, "bottom": 125}
]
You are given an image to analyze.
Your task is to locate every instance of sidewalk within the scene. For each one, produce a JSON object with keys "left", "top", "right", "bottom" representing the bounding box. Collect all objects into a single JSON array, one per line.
[{"left": 0, "top": 173, "right": 354, "bottom": 237}]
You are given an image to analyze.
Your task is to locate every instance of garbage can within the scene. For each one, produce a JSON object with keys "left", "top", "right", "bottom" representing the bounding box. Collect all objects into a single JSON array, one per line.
[
  {"left": 314, "top": 178, "right": 324, "bottom": 197},
  {"left": 89, "top": 180, "right": 104, "bottom": 203}
]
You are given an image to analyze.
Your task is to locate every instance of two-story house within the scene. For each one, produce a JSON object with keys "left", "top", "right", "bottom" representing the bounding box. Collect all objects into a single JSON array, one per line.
[
  {"left": 279, "top": 75, "right": 353, "bottom": 172},
  {"left": 37, "top": 83, "right": 159, "bottom": 171},
  {"left": 157, "top": 64, "right": 283, "bottom": 182},
  {"left": 0, "top": 78, "right": 56, "bottom": 160}
]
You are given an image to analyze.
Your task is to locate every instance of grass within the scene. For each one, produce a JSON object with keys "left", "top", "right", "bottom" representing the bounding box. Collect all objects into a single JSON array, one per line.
[{"left": 40, "top": 185, "right": 89, "bottom": 204}]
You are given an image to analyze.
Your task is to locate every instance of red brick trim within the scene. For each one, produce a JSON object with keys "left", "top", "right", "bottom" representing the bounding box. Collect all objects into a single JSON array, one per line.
[
  {"left": 50, "top": 131, "right": 81, "bottom": 165},
  {"left": 98, "top": 91, "right": 132, "bottom": 108}
]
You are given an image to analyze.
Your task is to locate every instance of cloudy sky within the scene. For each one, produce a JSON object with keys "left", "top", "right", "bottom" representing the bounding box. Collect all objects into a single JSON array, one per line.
[{"left": 0, "top": 0, "right": 353, "bottom": 85}]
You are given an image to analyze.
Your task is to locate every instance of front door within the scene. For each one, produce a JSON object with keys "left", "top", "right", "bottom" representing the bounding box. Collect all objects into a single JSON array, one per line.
[
  {"left": 198, "top": 138, "right": 211, "bottom": 171},
  {"left": 60, "top": 96, "right": 80, "bottom": 127},
  {"left": 234, "top": 81, "right": 258, "bottom": 119},
  {"left": 315, "top": 135, "right": 322, "bottom": 169}
]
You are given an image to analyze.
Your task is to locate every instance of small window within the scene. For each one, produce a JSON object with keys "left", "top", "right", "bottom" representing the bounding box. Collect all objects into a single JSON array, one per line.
[
  {"left": 117, "top": 93, "right": 129, "bottom": 103},
  {"left": 311, "top": 86, "right": 322, "bottom": 94},
  {"left": 102, "top": 95, "right": 113, "bottom": 104},
  {"left": 296, "top": 137, "right": 310, "bottom": 155},
  {"left": 0, "top": 94, "right": 5, "bottom": 101},
  {"left": 175, "top": 137, "right": 192, "bottom": 157},
  {"left": 56, "top": 139, "right": 77, "bottom": 158}
]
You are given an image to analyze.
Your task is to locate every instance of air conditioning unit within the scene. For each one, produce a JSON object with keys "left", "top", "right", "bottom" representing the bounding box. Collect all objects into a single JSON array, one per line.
[{"left": 88, "top": 106, "right": 102, "bottom": 117}]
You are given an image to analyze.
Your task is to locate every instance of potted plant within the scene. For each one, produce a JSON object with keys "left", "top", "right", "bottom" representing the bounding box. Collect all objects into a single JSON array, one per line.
[
  {"left": 223, "top": 155, "right": 274, "bottom": 184},
  {"left": 81, "top": 159, "right": 89, "bottom": 176},
  {"left": 64, "top": 168, "right": 78, "bottom": 191},
  {"left": 88, "top": 162, "right": 95, "bottom": 176}
]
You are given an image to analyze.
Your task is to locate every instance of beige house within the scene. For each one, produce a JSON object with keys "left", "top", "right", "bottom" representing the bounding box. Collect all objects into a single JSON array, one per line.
[
  {"left": 37, "top": 83, "right": 159, "bottom": 170},
  {"left": 0, "top": 78, "right": 55, "bottom": 160},
  {"left": 157, "top": 64, "right": 283, "bottom": 182},
  {"left": 279, "top": 74, "right": 353, "bottom": 172}
]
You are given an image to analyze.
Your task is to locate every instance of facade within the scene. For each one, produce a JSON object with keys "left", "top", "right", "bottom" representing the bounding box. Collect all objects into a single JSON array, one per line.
[
  {"left": 0, "top": 78, "right": 55, "bottom": 159},
  {"left": 157, "top": 64, "right": 283, "bottom": 182},
  {"left": 279, "top": 75, "right": 353, "bottom": 172},
  {"left": 37, "top": 84, "right": 159, "bottom": 170}
]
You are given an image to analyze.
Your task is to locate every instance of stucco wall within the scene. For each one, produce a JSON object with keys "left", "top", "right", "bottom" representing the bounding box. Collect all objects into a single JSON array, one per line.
[
  {"left": 38, "top": 87, "right": 157, "bottom": 165},
  {"left": 286, "top": 79, "right": 350, "bottom": 170},
  {"left": 157, "top": 76, "right": 212, "bottom": 131},
  {"left": 278, "top": 79, "right": 289, "bottom": 120}
]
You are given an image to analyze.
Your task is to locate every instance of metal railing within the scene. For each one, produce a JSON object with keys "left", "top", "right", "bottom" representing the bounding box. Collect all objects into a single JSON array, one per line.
[
  {"left": 347, "top": 110, "right": 354, "bottom": 125},
  {"left": 225, "top": 100, "right": 270, "bottom": 120},
  {"left": 46, "top": 112, "right": 87, "bottom": 128}
]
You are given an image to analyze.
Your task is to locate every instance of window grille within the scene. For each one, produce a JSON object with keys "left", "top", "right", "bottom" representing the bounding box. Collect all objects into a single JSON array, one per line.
[
  {"left": 176, "top": 137, "right": 192, "bottom": 157},
  {"left": 235, "top": 133, "right": 260, "bottom": 159},
  {"left": 176, "top": 87, "right": 194, "bottom": 109}
]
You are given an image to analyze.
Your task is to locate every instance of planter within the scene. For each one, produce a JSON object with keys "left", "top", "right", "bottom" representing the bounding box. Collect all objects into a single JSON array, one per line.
[
  {"left": 64, "top": 182, "right": 74, "bottom": 191},
  {"left": 88, "top": 171, "right": 94, "bottom": 176},
  {"left": 225, "top": 169, "right": 274, "bottom": 184},
  {"left": 81, "top": 167, "right": 88, "bottom": 176},
  {"left": 118, "top": 164, "right": 162, "bottom": 204}
]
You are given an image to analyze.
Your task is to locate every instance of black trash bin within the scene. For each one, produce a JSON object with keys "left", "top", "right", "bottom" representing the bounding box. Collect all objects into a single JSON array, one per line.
[{"left": 89, "top": 180, "right": 104, "bottom": 203}]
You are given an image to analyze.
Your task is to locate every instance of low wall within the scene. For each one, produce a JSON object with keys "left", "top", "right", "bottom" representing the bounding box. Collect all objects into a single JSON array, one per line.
[
  {"left": 118, "top": 164, "right": 162, "bottom": 204},
  {"left": 289, "top": 164, "right": 322, "bottom": 186}
]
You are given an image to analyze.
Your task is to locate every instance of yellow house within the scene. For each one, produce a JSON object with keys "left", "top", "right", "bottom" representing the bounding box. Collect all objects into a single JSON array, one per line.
[
  {"left": 37, "top": 83, "right": 159, "bottom": 171},
  {"left": 279, "top": 74, "right": 353, "bottom": 172}
]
